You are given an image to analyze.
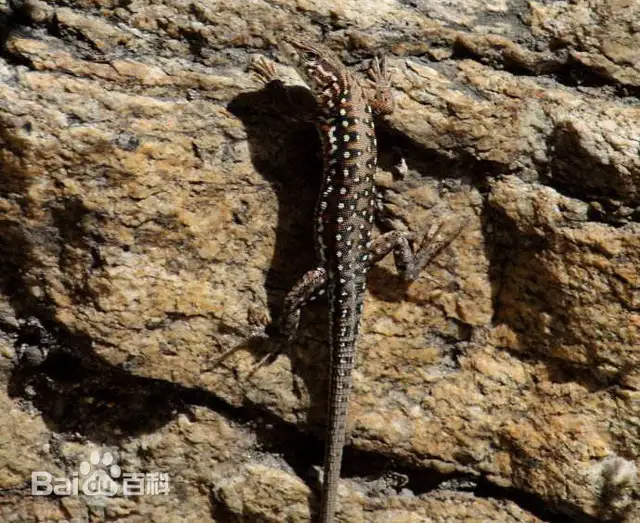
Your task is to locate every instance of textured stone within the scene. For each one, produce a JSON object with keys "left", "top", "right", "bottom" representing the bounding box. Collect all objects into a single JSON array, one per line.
[{"left": 0, "top": 0, "right": 638, "bottom": 521}]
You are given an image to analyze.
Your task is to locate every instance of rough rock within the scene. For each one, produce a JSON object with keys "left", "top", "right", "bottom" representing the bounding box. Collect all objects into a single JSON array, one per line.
[{"left": 0, "top": 0, "right": 638, "bottom": 521}]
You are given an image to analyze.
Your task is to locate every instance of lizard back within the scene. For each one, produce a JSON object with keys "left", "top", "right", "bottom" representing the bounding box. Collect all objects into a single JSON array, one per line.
[{"left": 279, "top": 37, "right": 379, "bottom": 523}]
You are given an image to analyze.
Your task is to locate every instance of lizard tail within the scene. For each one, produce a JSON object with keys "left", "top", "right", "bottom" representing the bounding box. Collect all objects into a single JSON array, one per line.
[{"left": 320, "top": 344, "right": 355, "bottom": 523}]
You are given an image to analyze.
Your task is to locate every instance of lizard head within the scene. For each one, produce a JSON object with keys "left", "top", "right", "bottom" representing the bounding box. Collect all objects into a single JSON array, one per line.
[{"left": 278, "top": 37, "right": 347, "bottom": 98}]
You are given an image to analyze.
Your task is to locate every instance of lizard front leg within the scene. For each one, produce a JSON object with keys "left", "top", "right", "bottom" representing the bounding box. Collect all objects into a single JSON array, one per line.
[
  {"left": 366, "top": 56, "right": 465, "bottom": 281},
  {"left": 368, "top": 55, "right": 394, "bottom": 116},
  {"left": 367, "top": 221, "right": 462, "bottom": 282}
]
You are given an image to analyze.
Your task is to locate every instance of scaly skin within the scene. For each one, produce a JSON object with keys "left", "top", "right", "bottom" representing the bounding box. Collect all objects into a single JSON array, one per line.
[{"left": 252, "top": 37, "right": 452, "bottom": 522}]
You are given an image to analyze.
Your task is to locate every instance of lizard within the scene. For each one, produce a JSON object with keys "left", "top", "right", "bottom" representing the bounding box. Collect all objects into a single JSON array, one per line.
[{"left": 251, "top": 37, "right": 451, "bottom": 523}]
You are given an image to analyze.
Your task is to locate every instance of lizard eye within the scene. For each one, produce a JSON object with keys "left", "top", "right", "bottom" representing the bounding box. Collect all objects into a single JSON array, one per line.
[{"left": 302, "top": 50, "right": 319, "bottom": 62}]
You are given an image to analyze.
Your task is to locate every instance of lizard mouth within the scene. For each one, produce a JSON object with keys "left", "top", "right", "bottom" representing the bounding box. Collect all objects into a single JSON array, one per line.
[{"left": 276, "top": 37, "right": 304, "bottom": 65}]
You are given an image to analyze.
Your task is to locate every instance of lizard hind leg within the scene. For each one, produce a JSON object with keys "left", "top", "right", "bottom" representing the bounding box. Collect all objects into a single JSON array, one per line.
[
  {"left": 245, "top": 265, "right": 328, "bottom": 379},
  {"left": 204, "top": 266, "right": 327, "bottom": 378},
  {"left": 204, "top": 266, "right": 328, "bottom": 379},
  {"left": 278, "top": 267, "right": 328, "bottom": 341},
  {"left": 224, "top": 267, "right": 329, "bottom": 379}
]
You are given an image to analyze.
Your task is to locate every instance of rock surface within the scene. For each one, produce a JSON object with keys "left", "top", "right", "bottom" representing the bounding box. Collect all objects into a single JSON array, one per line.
[{"left": 0, "top": 0, "right": 638, "bottom": 521}]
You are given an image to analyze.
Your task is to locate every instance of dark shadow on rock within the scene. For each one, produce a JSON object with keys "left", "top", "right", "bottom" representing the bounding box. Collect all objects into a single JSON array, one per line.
[
  {"left": 0, "top": 0, "right": 44, "bottom": 69},
  {"left": 482, "top": 195, "right": 628, "bottom": 391},
  {"left": 547, "top": 121, "right": 638, "bottom": 207},
  {"left": 227, "top": 79, "right": 322, "bottom": 324},
  {"left": 8, "top": 332, "right": 294, "bottom": 446},
  {"left": 50, "top": 196, "right": 108, "bottom": 306},
  {"left": 226, "top": 79, "right": 333, "bottom": 437}
]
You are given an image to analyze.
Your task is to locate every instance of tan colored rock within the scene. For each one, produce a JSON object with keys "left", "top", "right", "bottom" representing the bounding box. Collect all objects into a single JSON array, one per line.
[
  {"left": 529, "top": 0, "right": 640, "bottom": 86},
  {"left": 0, "top": 0, "right": 638, "bottom": 521}
]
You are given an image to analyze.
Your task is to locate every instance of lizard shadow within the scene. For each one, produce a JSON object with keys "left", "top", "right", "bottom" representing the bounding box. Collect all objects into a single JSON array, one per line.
[
  {"left": 227, "top": 79, "right": 322, "bottom": 330},
  {"left": 226, "top": 79, "right": 334, "bottom": 478}
]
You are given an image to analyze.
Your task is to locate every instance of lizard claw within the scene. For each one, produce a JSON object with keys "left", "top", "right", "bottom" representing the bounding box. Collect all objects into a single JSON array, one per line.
[
  {"left": 368, "top": 55, "right": 394, "bottom": 115},
  {"left": 202, "top": 330, "right": 284, "bottom": 379},
  {"left": 403, "top": 231, "right": 418, "bottom": 245},
  {"left": 250, "top": 55, "right": 279, "bottom": 85},
  {"left": 369, "top": 56, "right": 393, "bottom": 87}
]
